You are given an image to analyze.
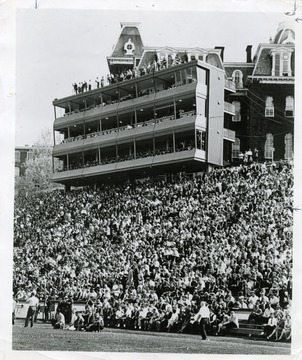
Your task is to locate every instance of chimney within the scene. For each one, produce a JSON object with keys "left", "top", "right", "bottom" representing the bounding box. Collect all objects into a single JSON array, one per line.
[
  {"left": 215, "top": 46, "right": 224, "bottom": 62},
  {"left": 246, "top": 45, "right": 252, "bottom": 63}
]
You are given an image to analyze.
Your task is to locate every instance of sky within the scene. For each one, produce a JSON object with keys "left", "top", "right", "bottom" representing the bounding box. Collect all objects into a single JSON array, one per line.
[{"left": 13, "top": 2, "right": 295, "bottom": 146}]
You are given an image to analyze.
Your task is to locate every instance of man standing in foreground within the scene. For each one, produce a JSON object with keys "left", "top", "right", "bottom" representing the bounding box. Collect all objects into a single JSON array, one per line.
[
  {"left": 24, "top": 291, "right": 39, "bottom": 327},
  {"left": 196, "top": 301, "right": 210, "bottom": 340}
]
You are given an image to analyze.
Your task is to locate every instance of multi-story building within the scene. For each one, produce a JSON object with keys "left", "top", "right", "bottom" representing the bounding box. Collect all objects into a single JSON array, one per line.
[
  {"left": 15, "top": 146, "right": 32, "bottom": 177},
  {"left": 52, "top": 21, "right": 294, "bottom": 189},
  {"left": 52, "top": 23, "right": 236, "bottom": 190},
  {"left": 224, "top": 21, "right": 295, "bottom": 162}
]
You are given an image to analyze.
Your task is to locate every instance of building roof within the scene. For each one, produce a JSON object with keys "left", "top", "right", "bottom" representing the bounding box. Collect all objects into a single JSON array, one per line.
[
  {"left": 110, "top": 23, "right": 144, "bottom": 58},
  {"left": 273, "top": 21, "right": 295, "bottom": 44}
]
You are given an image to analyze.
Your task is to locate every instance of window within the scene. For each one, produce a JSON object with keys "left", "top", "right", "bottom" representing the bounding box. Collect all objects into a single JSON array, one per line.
[
  {"left": 285, "top": 96, "right": 294, "bottom": 117},
  {"left": 271, "top": 49, "right": 293, "bottom": 77},
  {"left": 232, "top": 138, "right": 240, "bottom": 159},
  {"left": 265, "top": 97, "right": 274, "bottom": 117},
  {"left": 196, "top": 129, "right": 206, "bottom": 151},
  {"left": 27, "top": 151, "right": 33, "bottom": 161},
  {"left": 282, "top": 53, "right": 289, "bottom": 76},
  {"left": 264, "top": 133, "right": 274, "bottom": 159},
  {"left": 232, "top": 70, "right": 243, "bottom": 89},
  {"left": 284, "top": 133, "right": 293, "bottom": 159},
  {"left": 15, "top": 151, "right": 20, "bottom": 162},
  {"left": 232, "top": 101, "right": 241, "bottom": 122}
]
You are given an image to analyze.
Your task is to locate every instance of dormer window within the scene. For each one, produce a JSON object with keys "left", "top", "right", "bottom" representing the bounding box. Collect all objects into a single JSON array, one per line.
[
  {"left": 232, "top": 70, "right": 243, "bottom": 89},
  {"left": 271, "top": 48, "right": 293, "bottom": 77}
]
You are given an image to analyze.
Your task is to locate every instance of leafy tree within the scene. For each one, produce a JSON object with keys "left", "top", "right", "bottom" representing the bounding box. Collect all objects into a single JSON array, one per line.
[{"left": 15, "top": 129, "right": 63, "bottom": 195}]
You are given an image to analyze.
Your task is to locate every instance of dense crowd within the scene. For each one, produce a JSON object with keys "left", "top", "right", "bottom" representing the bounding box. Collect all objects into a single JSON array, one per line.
[
  {"left": 13, "top": 160, "right": 293, "bottom": 339},
  {"left": 72, "top": 54, "right": 184, "bottom": 94}
]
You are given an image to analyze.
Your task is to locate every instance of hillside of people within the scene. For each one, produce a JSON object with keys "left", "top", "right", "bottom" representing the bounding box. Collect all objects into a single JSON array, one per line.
[{"left": 13, "top": 161, "right": 293, "bottom": 336}]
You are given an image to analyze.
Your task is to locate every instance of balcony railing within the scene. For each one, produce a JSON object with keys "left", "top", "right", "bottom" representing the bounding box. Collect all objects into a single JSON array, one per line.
[
  {"left": 55, "top": 143, "right": 196, "bottom": 173},
  {"left": 248, "top": 76, "right": 294, "bottom": 84},
  {"left": 223, "top": 128, "right": 236, "bottom": 142},
  {"left": 56, "top": 110, "right": 197, "bottom": 146},
  {"left": 224, "top": 101, "right": 236, "bottom": 115}
]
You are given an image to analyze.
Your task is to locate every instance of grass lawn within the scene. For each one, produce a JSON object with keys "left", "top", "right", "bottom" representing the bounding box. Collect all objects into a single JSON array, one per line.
[{"left": 12, "top": 320, "right": 291, "bottom": 354}]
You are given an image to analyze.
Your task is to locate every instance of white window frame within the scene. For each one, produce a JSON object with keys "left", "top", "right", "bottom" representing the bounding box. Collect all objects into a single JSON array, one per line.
[
  {"left": 284, "top": 133, "right": 293, "bottom": 159},
  {"left": 265, "top": 133, "right": 274, "bottom": 159},
  {"left": 232, "top": 138, "right": 240, "bottom": 159},
  {"left": 15, "top": 151, "right": 20, "bottom": 162},
  {"left": 232, "top": 101, "right": 241, "bottom": 122},
  {"left": 265, "top": 96, "right": 274, "bottom": 117},
  {"left": 285, "top": 96, "right": 294, "bottom": 117},
  {"left": 232, "top": 70, "right": 243, "bottom": 89},
  {"left": 271, "top": 48, "right": 293, "bottom": 77}
]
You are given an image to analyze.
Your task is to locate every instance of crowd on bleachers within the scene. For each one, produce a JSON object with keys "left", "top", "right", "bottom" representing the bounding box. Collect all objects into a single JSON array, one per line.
[{"left": 13, "top": 160, "right": 293, "bottom": 339}]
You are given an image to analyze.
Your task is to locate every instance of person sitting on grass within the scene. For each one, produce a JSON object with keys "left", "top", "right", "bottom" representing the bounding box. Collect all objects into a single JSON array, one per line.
[
  {"left": 52, "top": 309, "right": 65, "bottom": 329},
  {"left": 73, "top": 311, "right": 85, "bottom": 331},
  {"left": 85, "top": 311, "right": 104, "bottom": 332}
]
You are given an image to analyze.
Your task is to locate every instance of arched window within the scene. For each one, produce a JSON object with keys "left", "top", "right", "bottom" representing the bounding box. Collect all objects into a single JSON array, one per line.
[
  {"left": 285, "top": 96, "right": 294, "bottom": 117},
  {"left": 264, "top": 133, "right": 274, "bottom": 159},
  {"left": 232, "top": 101, "right": 241, "bottom": 122},
  {"left": 232, "top": 137, "right": 240, "bottom": 159},
  {"left": 265, "top": 97, "right": 274, "bottom": 117},
  {"left": 232, "top": 70, "right": 243, "bottom": 89},
  {"left": 284, "top": 133, "right": 293, "bottom": 159}
]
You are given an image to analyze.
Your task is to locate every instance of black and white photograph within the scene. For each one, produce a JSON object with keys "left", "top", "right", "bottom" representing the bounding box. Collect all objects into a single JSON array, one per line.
[{"left": 1, "top": 0, "right": 302, "bottom": 359}]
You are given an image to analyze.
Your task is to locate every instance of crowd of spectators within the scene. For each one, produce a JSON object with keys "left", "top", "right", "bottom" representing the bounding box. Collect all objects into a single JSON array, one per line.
[
  {"left": 13, "top": 160, "right": 293, "bottom": 339},
  {"left": 72, "top": 54, "right": 184, "bottom": 95}
]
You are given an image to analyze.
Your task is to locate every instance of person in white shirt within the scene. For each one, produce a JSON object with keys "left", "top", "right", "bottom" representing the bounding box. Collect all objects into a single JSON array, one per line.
[
  {"left": 262, "top": 313, "right": 278, "bottom": 338},
  {"left": 52, "top": 309, "right": 65, "bottom": 329},
  {"left": 24, "top": 291, "right": 39, "bottom": 327},
  {"left": 196, "top": 301, "right": 210, "bottom": 340}
]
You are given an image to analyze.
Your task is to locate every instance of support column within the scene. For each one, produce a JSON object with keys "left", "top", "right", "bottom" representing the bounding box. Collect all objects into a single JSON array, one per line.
[
  {"left": 271, "top": 54, "right": 275, "bottom": 76},
  {"left": 67, "top": 154, "right": 69, "bottom": 170},
  {"left": 173, "top": 129, "right": 176, "bottom": 152},
  {"left": 134, "top": 140, "right": 137, "bottom": 159},
  {"left": 153, "top": 136, "right": 155, "bottom": 154}
]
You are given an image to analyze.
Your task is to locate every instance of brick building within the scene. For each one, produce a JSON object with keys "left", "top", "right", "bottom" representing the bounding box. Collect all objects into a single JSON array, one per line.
[
  {"left": 224, "top": 21, "right": 295, "bottom": 162},
  {"left": 15, "top": 146, "right": 32, "bottom": 177}
]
